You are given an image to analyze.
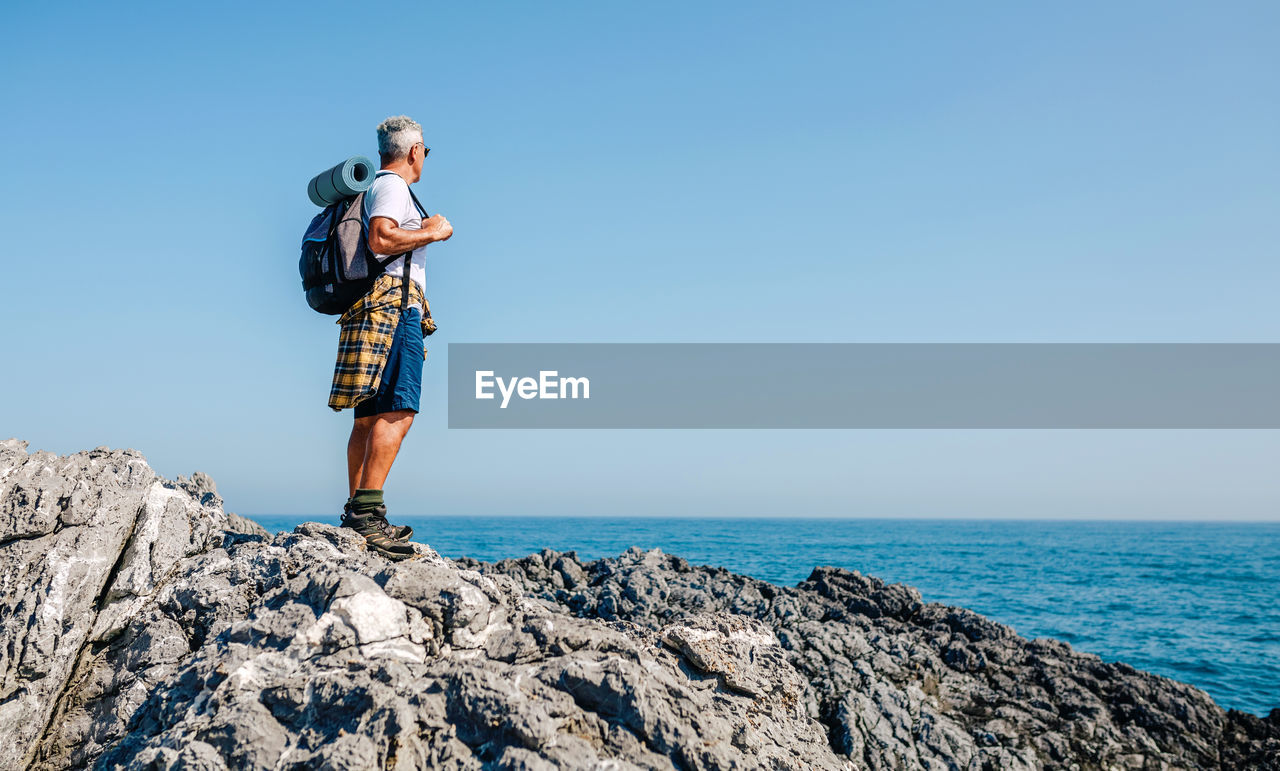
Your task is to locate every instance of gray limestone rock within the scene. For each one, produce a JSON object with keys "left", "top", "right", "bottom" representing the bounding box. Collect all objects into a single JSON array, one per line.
[
  {"left": 1, "top": 439, "right": 225, "bottom": 770},
  {"left": 225, "top": 511, "right": 270, "bottom": 539},
  {"left": 1, "top": 440, "right": 1277, "bottom": 770}
]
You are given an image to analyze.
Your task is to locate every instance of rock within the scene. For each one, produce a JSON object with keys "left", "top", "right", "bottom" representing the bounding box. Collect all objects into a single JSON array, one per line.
[
  {"left": 0, "top": 440, "right": 225, "bottom": 770},
  {"left": 225, "top": 511, "right": 269, "bottom": 539},
  {"left": 473, "top": 547, "right": 1280, "bottom": 770},
  {"left": 0, "top": 439, "right": 1276, "bottom": 770}
]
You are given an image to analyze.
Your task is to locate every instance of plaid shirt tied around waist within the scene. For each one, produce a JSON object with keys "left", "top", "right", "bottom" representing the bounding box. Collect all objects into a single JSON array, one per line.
[{"left": 328, "top": 273, "right": 431, "bottom": 412}]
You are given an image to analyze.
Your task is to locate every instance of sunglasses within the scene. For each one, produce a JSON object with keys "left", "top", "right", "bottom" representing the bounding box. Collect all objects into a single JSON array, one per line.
[{"left": 415, "top": 141, "right": 431, "bottom": 159}]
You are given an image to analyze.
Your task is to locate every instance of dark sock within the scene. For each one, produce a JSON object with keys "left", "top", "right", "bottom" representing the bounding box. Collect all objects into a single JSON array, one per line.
[{"left": 350, "top": 488, "right": 384, "bottom": 514}]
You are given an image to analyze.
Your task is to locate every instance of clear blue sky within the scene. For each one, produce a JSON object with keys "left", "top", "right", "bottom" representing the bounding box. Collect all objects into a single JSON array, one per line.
[{"left": 2, "top": 1, "right": 1277, "bottom": 519}]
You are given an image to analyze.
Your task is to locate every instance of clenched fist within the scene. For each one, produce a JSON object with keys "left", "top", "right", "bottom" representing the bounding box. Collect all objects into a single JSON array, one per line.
[{"left": 425, "top": 214, "right": 453, "bottom": 242}]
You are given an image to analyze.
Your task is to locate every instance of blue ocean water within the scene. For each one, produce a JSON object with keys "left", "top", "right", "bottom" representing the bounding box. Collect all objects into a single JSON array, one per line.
[{"left": 251, "top": 515, "right": 1279, "bottom": 716}]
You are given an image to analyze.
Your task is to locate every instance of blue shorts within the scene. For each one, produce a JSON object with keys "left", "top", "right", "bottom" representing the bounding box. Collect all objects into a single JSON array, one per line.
[{"left": 354, "top": 307, "right": 423, "bottom": 419}]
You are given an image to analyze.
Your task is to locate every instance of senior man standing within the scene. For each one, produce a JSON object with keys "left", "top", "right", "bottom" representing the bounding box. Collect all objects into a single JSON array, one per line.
[{"left": 329, "top": 115, "right": 453, "bottom": 560}]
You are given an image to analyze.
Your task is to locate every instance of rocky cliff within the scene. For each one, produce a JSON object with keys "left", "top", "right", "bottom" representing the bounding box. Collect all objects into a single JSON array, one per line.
[{"left": 0, "top": 440, "right": 1276, "bottom": 770}]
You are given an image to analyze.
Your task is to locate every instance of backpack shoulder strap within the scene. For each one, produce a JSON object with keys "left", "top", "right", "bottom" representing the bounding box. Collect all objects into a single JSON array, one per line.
[
  {"left": 407, "top": 186, "right": 428, "bottom": 219},
  {"left": 403, "top": 186, "right": 430, "bottom": 309},
  {"left": 365, "top": 171, "right": 427, "bottom": 311},
  {"left": 400, "top": 181, "right": 430, "bottom": 310}
]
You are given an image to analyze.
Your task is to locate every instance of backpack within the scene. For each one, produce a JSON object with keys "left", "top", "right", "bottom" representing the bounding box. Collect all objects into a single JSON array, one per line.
[{"left": 298, "top": 171, "right": 428, "bottom": 315}]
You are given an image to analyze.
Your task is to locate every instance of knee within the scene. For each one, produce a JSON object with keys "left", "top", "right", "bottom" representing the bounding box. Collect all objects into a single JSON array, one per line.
[
  {"left": 393, "top": 413, "right": 416, "bottom": 441},
  {"left": 390, "top": 410, "right": 416, "bottom": 437},
  {"left": 351, "top": 417, "right": 377, "bottom": 439},
  {"left": 370, "top": 410, "right": 415, "bottom": 440}
]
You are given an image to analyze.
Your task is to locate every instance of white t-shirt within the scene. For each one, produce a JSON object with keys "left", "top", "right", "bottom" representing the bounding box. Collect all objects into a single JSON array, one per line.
[{"left": 362, "top": 171, "right": 428, "bottom": 292}]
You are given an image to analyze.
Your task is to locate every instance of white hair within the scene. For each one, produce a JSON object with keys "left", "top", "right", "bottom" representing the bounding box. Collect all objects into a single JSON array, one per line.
[{"left": 376, "top": 115, "right": 424, "bottom": 162}]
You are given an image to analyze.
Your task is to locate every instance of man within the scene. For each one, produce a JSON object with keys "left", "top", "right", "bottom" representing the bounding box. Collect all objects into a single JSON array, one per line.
[{"left": 328, "top": 115, "right": 453, "bottom": 560}]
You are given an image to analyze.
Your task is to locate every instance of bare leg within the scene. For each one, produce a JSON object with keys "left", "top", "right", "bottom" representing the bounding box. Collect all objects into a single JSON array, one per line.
[
  {"left": 347, "top": 416, "right": 378, "bottom": 497},
  {"left": 357, "top": 409, "right": 416, "bottom": 490}
]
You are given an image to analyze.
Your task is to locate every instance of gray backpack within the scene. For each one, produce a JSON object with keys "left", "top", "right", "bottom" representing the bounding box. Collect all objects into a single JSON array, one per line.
[{"left": 298, "top": 171, "right": 426, "bottom": 315}]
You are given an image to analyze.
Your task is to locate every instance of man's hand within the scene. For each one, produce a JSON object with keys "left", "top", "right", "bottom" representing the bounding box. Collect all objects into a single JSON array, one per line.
[{"left": 424, "top": 214, "right": 453, "bottom": 242}]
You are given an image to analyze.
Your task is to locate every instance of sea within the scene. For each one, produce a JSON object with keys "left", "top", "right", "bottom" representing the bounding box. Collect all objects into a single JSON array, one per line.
[{"left": 252, "top": 515, "right": 1279, "bottom": 717}]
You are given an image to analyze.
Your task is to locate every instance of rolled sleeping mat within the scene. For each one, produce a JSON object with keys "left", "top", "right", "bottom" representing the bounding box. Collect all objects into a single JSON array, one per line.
[{"left": 307, "top": 155, "right": 376, "bottom": 207}]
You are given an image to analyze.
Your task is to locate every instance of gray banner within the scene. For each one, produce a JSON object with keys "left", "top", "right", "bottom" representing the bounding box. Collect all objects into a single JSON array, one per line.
[{"left": 446, "top": 344, "right": 1280, "bottom": 428}]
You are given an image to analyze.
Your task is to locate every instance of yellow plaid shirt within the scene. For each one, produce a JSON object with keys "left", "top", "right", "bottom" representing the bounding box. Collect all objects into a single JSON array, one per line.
[{"left": 328, "top": 273, "right": 432, "bottom": 411}]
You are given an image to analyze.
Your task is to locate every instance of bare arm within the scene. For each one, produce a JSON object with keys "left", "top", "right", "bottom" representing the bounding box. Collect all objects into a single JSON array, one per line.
[{"left": 367, "top": 214, "right": 453, "bottom": 255}]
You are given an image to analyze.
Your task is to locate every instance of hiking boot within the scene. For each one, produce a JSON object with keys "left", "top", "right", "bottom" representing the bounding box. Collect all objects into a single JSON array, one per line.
[
  {"left": 343, "top": 502, "right": 413, "bottom": 542},
  {"left": 369, "top": 504, "right": 414, "bottom": 542},
  {"left": 340, "top": 509, "right": 417, "bottom": 561}
]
